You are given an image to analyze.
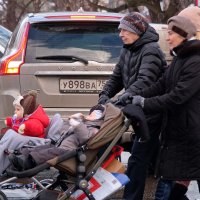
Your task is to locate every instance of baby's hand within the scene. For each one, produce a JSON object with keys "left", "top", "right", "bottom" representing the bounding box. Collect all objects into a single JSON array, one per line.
[
  {"left": 69, "top": 113, "right": 84, "bottom": 119},
  {"left": 18, "top": 124, "right": 25, "bottom": 134}
]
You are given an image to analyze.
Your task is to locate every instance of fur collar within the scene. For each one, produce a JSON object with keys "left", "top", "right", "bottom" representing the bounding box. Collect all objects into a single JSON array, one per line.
[{"left": 172, "top": 40, "right": 200, "bottom": 58}]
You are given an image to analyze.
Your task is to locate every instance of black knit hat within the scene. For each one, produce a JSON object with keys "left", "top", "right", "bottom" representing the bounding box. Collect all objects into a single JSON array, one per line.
[{"left": 118, "top": 12, "right": 148, "bottom": 35}]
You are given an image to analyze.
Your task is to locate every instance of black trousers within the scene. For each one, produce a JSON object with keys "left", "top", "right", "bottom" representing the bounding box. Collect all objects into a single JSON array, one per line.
[{"left": 123, "top": 132, "right": 159, "bottom": 200}]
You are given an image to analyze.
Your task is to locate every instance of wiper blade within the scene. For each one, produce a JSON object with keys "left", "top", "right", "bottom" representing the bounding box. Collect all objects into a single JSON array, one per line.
[{"left": 36, "top": 55, "right": 88, "bottom": 65}]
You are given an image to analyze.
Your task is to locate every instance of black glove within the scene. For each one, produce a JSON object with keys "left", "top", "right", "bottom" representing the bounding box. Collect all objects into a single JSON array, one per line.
[
  {"left": 132, "top": 96, "right": 145, "bottom": 108},
  {"left": 118, "top": 92, "right": 132, "bottom": 106},
  {"left": 122, "top": 104, "right": 150, "bottom": 141},
  {"left": 98, "top": 94, "right": 110, "bottom": 105}
]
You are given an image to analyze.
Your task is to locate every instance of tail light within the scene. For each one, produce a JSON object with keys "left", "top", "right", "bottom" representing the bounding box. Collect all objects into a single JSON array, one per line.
[{"left": 0, "top": 22, "right": 30, "bottom": 75}]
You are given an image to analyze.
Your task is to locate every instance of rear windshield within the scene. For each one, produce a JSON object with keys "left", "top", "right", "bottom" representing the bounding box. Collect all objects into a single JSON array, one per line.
[{"left": 25, "top": 21, "right": 122, "bottom": 63}]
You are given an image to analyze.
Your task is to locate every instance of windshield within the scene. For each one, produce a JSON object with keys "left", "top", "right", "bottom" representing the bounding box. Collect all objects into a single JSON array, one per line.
[{"left": 25, "top": 21, "right": 122, "bottom": 63}]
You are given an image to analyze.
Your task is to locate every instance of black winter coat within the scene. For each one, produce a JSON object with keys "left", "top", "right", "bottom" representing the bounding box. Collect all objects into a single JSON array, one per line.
[
  {"left": 100, "top": 25, "right": 166, "bottom": 133},
  {"left": 142, "top": 40, "right": 200, "bottom": 180},
  {"left": 100, "top": 26, "right": 166, "bottom": 97}
]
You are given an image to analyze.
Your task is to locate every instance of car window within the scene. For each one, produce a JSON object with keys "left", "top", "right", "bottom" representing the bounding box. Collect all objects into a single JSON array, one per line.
[
  {"left": 0, "top": 26, "right": 11, "bottom": 46},
  {"left": 0, "top": 25, "right": 12, "bottom": 57},
  {"left": 4, "top": 19, "right": 26, "bottom": 56},
  {"left": 25, "top": 22, "right": 122, "bottom": 63}
]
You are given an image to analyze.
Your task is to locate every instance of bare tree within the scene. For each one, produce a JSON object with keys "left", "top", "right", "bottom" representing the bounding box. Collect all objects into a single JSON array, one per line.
[
  {"left": 87, "top": 0, "right": 194, "bottom": 23},
  {"left": 0, "top": 0, "right": 196, "bottom": 31},
  {"left": 81, "top": 0, "right": 194, "bottom": 23},
  {"left": 0, "top": 0, "right": 18, "bottom": 30},
  {"left": 152, "top": 0, "right": 195, "bottom": 22},
  {"left": 0, "top": 0, "right": 49, "bottom": 30}
]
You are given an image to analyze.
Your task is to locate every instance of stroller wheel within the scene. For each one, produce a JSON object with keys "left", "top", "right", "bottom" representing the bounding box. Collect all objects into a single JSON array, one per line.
[{"left": 0, "top": 191, "right": 7, "bottom": 200}]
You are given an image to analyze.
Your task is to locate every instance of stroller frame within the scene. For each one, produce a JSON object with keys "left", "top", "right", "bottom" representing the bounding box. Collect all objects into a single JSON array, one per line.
[{"left": 0, "top": 103, "right": 131, "bottom": 200}]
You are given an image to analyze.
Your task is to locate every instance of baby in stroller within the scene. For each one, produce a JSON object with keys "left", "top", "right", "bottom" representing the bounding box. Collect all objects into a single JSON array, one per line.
[{"left": 9, "top": 104, "right": 106, "bottom": 171}]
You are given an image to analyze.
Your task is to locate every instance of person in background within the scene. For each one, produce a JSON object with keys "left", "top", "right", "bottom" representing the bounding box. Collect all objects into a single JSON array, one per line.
[
  {"left": 130, "top": 15, "right": 200, "bottom": 200},
  {"left": 98, "top": 12, "right": 167, "bottom": 200}
]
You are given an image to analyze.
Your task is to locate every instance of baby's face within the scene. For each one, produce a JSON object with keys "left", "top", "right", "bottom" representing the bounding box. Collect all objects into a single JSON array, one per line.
[
  {"left": 14, "top": 105, "right": 24, "bottom": 119},
  {"left": 85, "top": 110, "right": 102, "bottom": 121},
  {"left": 85, "top": 111, "right": 96, "bottom": 121}
]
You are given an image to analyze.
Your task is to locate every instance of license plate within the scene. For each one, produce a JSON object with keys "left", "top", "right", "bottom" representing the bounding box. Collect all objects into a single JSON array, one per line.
[{"left": 60, "top": 79, "right": 107, "bottom": 93}]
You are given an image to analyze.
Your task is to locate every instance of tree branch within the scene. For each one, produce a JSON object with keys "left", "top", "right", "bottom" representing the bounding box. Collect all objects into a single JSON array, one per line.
[{"left": 85, "top": 0, "right": 128, "bottom": 12}]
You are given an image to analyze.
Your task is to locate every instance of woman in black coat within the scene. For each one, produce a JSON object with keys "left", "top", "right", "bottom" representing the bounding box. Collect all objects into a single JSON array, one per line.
[
  {"left": 131, "top": 15, "right": 200, "bottom": 200},
  {"left": 99, "top": 12, "right": 167, "bottom": 200}
]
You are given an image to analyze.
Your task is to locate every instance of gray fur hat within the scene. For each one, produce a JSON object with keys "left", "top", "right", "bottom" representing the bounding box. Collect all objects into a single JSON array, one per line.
[
  {"left": 178, "top": 6, "right": 200, "bottom": 32},
  {"left": 167, "top": 15, "right": 196, "bottom": 39}
]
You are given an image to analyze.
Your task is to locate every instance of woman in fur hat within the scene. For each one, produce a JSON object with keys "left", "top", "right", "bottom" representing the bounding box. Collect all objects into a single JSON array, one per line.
[
  {"left": 166, "top": 6, "right": 200, "bottom": 199},
  {"left": 130, "top": 15, "right": 200, "bottom": 200}
]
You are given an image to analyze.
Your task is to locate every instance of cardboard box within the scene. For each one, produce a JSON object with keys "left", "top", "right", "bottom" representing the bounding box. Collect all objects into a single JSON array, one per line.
[
  {"left": 105, "top": 159, "right": 126, "bottom": 173},
  {"left": 70, "top": 167, "right": 129, "bottom": 200}
]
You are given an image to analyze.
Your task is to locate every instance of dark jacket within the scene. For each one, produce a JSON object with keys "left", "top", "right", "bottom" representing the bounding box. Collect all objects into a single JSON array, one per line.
[
  {"left": 100, "top": 25, "right": 167, "bottom": 134},
  {"left": 141, "top": 40, "right": 200, "bottom": 180},
  {"left": 100, "top": 26, "right": 166, "bottom": 98}
]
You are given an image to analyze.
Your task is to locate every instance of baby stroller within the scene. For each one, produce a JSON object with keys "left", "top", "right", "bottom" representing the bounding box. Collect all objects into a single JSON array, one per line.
[{"left": 0, "top": 103, "right": 132, "bottom": 200}]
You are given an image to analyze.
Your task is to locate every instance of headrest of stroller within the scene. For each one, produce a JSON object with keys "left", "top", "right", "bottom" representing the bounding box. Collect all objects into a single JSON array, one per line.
[
  {"left": 103, "top": 102, "right": 122, "bottom": 121},
  {"left": 87, "top": 103, "right": 125, "bottom": 149}
]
